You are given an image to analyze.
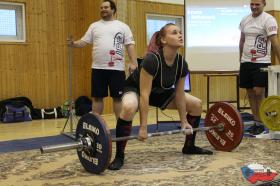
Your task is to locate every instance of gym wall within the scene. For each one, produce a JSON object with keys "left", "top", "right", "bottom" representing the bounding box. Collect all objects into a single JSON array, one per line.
[
  {"left": 0, "top": 0, "right": 279, "bottom": 114},
  {"left": 0, "top": 0, "right": 102, "bottom": 109}
]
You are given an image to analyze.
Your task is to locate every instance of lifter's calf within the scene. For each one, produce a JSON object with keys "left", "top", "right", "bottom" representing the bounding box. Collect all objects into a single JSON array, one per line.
[
  {"left": 182, "top": 114, "right": 213, "bottom": 155},
  {"left": 108, "top": 118, "right": 132, "bottom": 171}
]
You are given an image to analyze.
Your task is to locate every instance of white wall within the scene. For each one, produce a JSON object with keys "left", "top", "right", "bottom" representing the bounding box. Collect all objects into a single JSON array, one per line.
[
  {"left": 145, "top": 1, "right": 280, "bottom": 11},
  {"left": 265, "top": 0, "right": 280, "bottom": 11},
  {"left": 185, "top": 0, "right": 249, "bottom": 71},
  {"left": 185, "top": 0, "right": 280, "bottom": 71}
]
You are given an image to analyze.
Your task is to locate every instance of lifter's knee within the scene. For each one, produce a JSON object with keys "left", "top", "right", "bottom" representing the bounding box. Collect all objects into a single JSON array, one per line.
[
  {"left": 120, "top": 99, "right": 138, "bottom": 120},
  {"left": 188, "top": 98, "right": 202, "bottom": 115}
]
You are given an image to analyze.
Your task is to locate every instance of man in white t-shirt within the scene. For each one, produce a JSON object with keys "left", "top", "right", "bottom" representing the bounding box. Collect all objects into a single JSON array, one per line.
[
  {"left": 68, "top": 0, "right": 137, "bottom": 119},
  {"left": 239, "top": 0, "right": 280, "bottom": 135}
]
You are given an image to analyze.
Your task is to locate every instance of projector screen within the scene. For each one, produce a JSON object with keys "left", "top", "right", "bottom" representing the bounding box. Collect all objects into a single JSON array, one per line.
[{"left": 185, "top": 1, "right": 250, "bottom": 71}]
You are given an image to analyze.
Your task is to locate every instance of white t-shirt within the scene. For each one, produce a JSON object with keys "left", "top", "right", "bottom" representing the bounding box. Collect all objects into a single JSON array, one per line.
[
  {"left": 81, "top": 20, "right": 135, "bottom": 71},
  {"left": 239, "top": 12, "right": 278, "bottom": 63}
]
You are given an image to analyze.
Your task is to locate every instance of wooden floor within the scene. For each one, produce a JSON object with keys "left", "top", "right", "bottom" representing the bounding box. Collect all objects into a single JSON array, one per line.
[{"left": 0, "top": 107, "right": 190, "bottom": 142}]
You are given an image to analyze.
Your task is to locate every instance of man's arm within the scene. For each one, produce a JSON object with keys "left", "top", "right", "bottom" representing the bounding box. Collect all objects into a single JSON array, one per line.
[
  {"left": 68, "top": 39, "right": 88, "bottom": 48},
  {"left": 126, "top": 44, "right": 138, "bottom": 73},
  {"left": 269, "top": 34, "right": 280, "bottom": 65},
  {"left": 239, "top": 32, "right": 245, "bottom": 62}
]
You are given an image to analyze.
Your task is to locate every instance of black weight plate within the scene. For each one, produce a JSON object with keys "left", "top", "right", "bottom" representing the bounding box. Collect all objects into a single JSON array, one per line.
[{"left": 76, "top": 113, "right": 112, "bottom": 174}]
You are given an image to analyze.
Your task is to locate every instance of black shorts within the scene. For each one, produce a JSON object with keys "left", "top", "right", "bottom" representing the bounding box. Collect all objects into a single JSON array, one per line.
[
  {"left": 239, "top": 62, "right": 270, "bottom": 89},
  {"left": 91, "top": 69, "right": 125, "bottom": 98},
  {"left": 149, "top": 89, "right": 175, "bottom": 110},
  {"left": 124, "top": 81, "right": 175, "bottom": 110}
]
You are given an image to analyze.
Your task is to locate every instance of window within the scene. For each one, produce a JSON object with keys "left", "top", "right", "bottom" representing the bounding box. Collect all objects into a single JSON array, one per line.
[
  {"left": 146, "top": 14, "right": 184, "bottom": 44},
  {"left": 0, "top": 2, "right": 25, "bottom": 42}
]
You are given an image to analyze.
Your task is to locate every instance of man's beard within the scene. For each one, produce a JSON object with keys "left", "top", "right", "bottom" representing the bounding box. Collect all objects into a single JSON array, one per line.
[{"left": 101, "top": 12, "right": 111, "bottom": 19}]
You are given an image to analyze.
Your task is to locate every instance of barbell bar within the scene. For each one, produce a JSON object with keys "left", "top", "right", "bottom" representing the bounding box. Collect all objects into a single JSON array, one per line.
[
  {"left": 113, "top": 124, "right": 224, "bottom": 141},
  {"left": 41, "top": 124, "right": 224, "bottom": 153},
  {"left": 40, "top": 141, "right": 84, "bottom": 154},
  {"left": 40, "top": 102, "right": 244, "bottom": 174}
]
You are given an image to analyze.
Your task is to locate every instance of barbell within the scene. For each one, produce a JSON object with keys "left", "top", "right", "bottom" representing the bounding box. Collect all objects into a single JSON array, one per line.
[
  {"left": 40, "top": 97, "right": 280, "bottom": 174},
  {"left": 41, "top": 102, "right": 245, "bottom": 174}
]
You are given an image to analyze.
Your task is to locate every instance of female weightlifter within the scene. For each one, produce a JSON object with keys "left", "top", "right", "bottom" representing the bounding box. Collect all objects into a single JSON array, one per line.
[{"left": 109, "top": 23, "right": 213, "bottom": 170}]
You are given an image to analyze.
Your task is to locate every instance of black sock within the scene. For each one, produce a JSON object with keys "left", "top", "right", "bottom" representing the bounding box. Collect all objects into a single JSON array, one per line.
[
  {"left": 115, "top": 118, "right": 132, "bottom": 159},
  {"left": 182, "top": 114, "right": 213, "bottom": 155},
  {"left": 108, "top": 118, "right": 132, "bottom": 170},
  {"left": 183, "top": 114, "right": 200, "bottom": 148}
]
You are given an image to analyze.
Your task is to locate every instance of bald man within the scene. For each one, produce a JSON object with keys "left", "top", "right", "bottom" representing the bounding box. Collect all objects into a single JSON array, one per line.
[{"left": 239, "top": 0, "right": 280, "bottom": 135}]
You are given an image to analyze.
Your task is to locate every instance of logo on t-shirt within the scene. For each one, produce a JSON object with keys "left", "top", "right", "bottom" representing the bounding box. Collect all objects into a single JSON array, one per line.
[
  {"left": 251, "top": 35, "right": 267, "bottom": 61},
  {"left": 113, "top": 32, "right": 124, "bottom": 57},
  {"left": 268, "top": 26, "right": 277, "bottom": 32}
]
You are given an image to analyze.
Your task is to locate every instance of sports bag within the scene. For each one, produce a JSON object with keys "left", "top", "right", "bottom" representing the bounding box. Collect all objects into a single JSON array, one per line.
[
  {"left": 32, "top": 107, "right": 63, "bottom": 119},
  {"left": 2, "top": 104, "right": 32, "bottom": 123},
  {"left": 0, "top": 96, "right": 33, "bottom": 121}
]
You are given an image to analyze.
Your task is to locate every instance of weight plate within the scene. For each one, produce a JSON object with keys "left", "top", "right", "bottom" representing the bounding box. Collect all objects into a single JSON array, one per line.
[
  {"left": 259, "top": 96, "right": 280, "bottom": 131},
  {"left": 76, "top": 113, "right": 112, "bottom": 174},
  {"left": 205, "top": 102, "right": 243, "bottom": 151}
]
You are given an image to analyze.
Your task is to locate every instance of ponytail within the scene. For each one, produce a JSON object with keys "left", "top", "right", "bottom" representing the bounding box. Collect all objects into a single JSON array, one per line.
[
  {"left": 145, "top": 23, "right": 176, "bottom": 55},
  {"left": 146, "top": 31, "right": 160, "bottom": 54}
]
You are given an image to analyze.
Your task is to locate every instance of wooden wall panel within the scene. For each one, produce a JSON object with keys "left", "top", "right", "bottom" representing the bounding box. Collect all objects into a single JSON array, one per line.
[
  {"left": 0, "top": 0, "right": 101, "bottom": 110},
  {"left": 0, "top": 1, "right": 278, "bottom": 115},
  {"left": 125, "top": 0, "right": 184, "bottom": 56},
  {"left": 268, "top": 10, "right": 280, "bottom": 65}
]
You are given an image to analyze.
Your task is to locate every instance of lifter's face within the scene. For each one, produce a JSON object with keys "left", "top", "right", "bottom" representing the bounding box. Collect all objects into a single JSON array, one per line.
[
  {"left": 161, "top": 25, "right": 184, "bottom": 48},
  {"left": 100, "top": 1, "right": 114, "bottom": 20},
  {"left": 250, "top": 0, "right": 265, "bottom": 17}
]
